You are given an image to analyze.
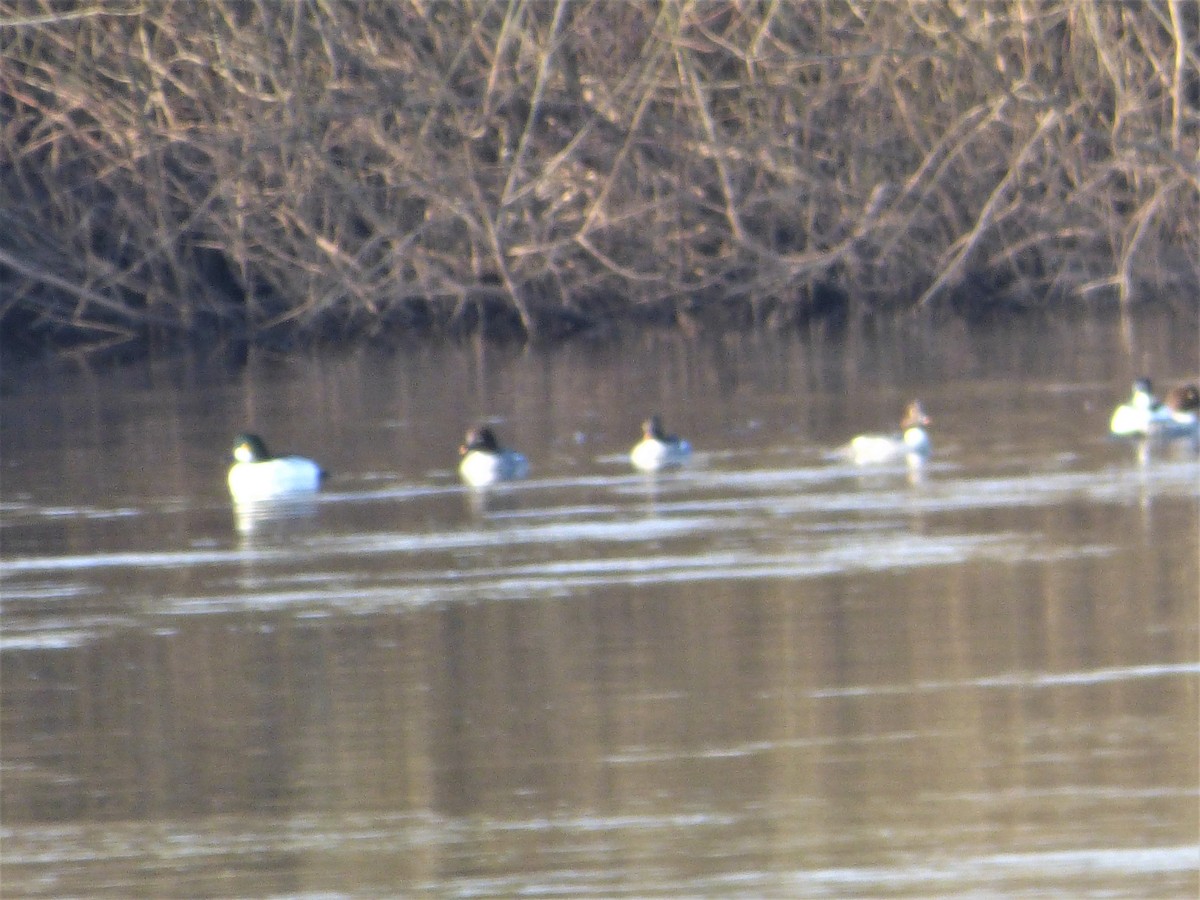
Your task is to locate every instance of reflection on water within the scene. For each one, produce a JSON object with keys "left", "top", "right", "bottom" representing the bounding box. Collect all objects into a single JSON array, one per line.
[
  {"left": 1, "top": 315, "right": 1198, "bottom": 897},
  {"left": 232, "top": 494, "right": 321, "bottom": 537}
]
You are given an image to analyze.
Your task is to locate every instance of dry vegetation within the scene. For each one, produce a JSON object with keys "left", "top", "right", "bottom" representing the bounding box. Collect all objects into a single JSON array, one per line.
[{"left": 1, "top": 0, "right": 1197, "bottom": 352}]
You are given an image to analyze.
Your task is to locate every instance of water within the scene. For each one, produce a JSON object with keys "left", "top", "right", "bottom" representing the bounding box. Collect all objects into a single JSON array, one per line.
[{"left": 2, "top": 315, "right": 1198, "bottom": 897}]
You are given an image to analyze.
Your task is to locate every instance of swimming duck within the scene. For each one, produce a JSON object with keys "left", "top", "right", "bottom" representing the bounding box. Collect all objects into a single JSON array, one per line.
[
  {"left": 1109, "top": 378, "right": 1198, "bottom": 437},
  {"left": 227, "top": 432, "right": 324, "bottom": 501},
  {"left": 1158, "top": 383, "right": 1200, "bottom": 437},
  {"left": 630, "top": 415, "right": 692, "bottom": 472},
  {"left": 845, "top": 401, "right": 931, "bottom": 465},
  {"left": 458, "top": 425, "right": 529, "bottom": 487},
  {"left": 1165, "top": 384, "right": 1200, "bottom": 410}
]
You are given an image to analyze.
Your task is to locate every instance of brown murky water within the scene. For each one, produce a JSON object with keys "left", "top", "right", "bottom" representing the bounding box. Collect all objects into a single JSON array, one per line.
[{"left": 2, "top": 314, "right": 1198, "bottom": 897}]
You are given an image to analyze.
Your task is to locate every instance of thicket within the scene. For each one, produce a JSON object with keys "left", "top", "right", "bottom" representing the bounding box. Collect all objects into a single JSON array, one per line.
[{"left": 1, "top": 0, "right": 1197, "bottom": 352}]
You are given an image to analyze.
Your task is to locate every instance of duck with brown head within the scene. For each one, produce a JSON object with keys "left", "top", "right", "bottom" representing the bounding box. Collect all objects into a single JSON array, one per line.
[
  {"left": 1157, "top": 383, "right": 1200, "bottom": 438},
  {"left": 630, "top": 415, "right": 692, "bottom": 473},
  {"left": 1164, "top": 384, "right": 1200, "bottom": 414},
  {"left": 844, "top": 401, "right": 932, "bottom": 465}
]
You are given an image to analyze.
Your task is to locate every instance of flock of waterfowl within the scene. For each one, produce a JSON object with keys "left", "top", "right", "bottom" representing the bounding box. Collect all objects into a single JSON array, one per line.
[{"left": 226, "top": 377, "right": 1199, "bottom": 504}]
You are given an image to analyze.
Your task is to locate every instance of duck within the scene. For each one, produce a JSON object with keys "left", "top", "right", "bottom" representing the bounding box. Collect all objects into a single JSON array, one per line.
[
  {"left": 1164, "top": 384, "right": 1200, "bottom": 413},
  {"left": 1158, "top": 383, "right": 1200, "bottom": 437},
  {"left": 1109, "top": 378, "right": 1199, "bottom": 438},
  {"left": 458, "top": 425, "right": 529, "bottom": 487},
  {"left": 630, "top": 415, "right": 692, "bottom": 472},
  {"left": 845, "top": 400, "right": 931, "bottom": 465},
  {"left": 1109, "top": 378, "right": 1165, "bottom": 436},
  {"left": 227, "top": 432, "right": 325, "bottom": 501}
]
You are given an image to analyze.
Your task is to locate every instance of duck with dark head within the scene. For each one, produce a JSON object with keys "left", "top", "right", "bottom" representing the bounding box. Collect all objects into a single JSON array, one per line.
[
  {"left": 227, "top": 432, "right": 325, "bottom": 502},
  {"left": 458, "top": 425, "right": 529, "bottom": 487}
]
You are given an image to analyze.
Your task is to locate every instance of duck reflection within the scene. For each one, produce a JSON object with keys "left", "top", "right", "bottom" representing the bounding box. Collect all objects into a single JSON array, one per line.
[
  {"left": 233, "top": 494, "right": 320, "bottom": 539},
  {"left": 462, "top": 483, "right": 524, "bottom": 519},
  {"left": 847, "top": 458, "right": 928, "bottom": 490},
  {"left": 1130, "top": 432, "right": 1200, "bottom": 468}
]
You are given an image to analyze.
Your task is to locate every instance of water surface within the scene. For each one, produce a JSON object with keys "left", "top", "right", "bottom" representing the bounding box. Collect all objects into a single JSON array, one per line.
[{"left": 2, "top": 315, "right": 1198, "bottom": 897}]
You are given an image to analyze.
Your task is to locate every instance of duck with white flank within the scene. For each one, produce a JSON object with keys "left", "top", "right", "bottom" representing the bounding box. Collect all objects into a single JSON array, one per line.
[
  {"left": 458, "top": 425, "right": 529, "bottom": 487},
  {"left": 1164, "top": 384, "right": 1200, "bottom": 418},
  {"left": 227, "top": 432, "right": 325, "bottom": 502},
  {"left": 1109, "top": 378, "right": 1200, "bottom": 438},
  {"left": 630, "top": 415, "right": 692, "bottom": 473},
  {"left": 844, "top": 401, "right": 932, "bottom": 465}
]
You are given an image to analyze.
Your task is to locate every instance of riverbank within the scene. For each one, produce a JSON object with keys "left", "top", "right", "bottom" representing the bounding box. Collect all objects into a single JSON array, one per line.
[{"left": 2, "top": 2, "right": 1197, "bottom": 357}]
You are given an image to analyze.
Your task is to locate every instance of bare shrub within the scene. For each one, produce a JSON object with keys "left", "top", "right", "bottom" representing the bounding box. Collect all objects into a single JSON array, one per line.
[{"left": 0, "top": 0, "right": 1196, "bottom": 351}]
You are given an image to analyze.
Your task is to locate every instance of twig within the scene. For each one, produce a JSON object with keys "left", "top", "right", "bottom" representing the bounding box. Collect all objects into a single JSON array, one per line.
[{"left": 917, "top": 109, "right": 1061, "bottom": 308}]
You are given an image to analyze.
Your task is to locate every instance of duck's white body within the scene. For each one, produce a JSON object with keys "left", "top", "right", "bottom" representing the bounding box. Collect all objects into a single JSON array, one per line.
[
  {"left": 459, "top": 448, "right": 529, "bottom": 487},
  {"left": 848, "top": 427, "right": 930, "bottom": 465},
  {"left": 1111, "top": 405, "right": 1196, "bottom": 438},
  {"left": 458, "top": 426, "right": 529, "bottom": 487},
  {"left": 227, "top": 433, "right": 323, "bottom": 502},
  {"left": 844, "top": 401, "right": 931, "bottom": 465},
  {"left": 631, "top": 417, "right": 691, "bottom": 472},
  {"left": 631, "top": 437, "right": 693, "bottom": 472},
  {"left": 1110, "top": 380, "right": 1199, "bottom": 438},
  {"left": 1156, "top": 409, "right": 1200, "bottom": 439},
  {"left": 1110, "top": 381, "right": 1168, "bottom": 437}
]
